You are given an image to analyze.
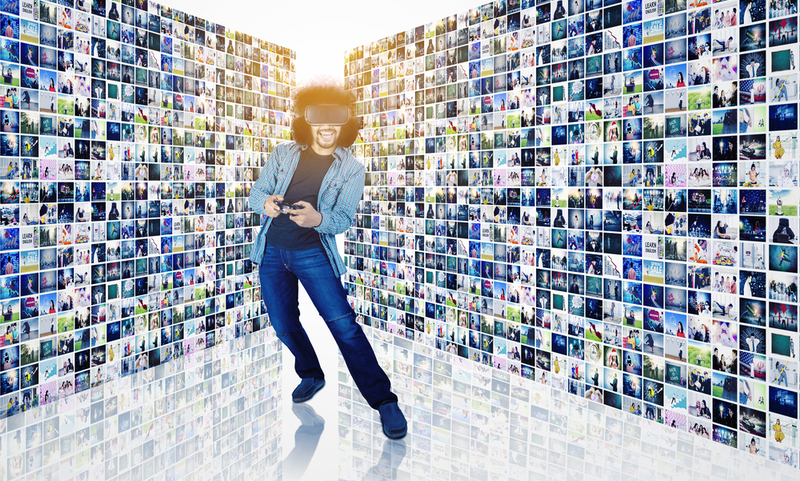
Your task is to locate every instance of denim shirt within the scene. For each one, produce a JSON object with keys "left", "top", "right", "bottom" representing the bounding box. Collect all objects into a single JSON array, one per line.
[{"left": 249, "top": 141, "right": 365, "bottom": 278}]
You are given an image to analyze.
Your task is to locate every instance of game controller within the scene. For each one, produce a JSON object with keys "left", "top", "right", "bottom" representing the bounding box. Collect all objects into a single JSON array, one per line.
[{"left": 276, "top": 200, "right": 301, "bottom": 215}]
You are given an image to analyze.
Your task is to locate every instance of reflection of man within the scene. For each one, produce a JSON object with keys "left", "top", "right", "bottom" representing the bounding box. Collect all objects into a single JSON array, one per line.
[{"left": 249, "top": 79, "right": 406, "bottom": 439}]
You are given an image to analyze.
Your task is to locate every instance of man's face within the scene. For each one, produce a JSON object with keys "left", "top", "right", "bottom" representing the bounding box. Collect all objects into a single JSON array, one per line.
[{"left": 309, "top": 123, "right": 342, "bottom": 153}]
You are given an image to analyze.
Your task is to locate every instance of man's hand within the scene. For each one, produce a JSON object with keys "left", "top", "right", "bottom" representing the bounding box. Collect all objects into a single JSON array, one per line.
[
  {"left": 288, "top": 201, "right": 322, "bottom": 228},
  {"left": 264, "top": 195, "right": 283, "bottom": 218}
]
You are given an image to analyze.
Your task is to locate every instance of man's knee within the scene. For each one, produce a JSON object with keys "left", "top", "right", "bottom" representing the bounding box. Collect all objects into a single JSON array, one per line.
[
  {"left": 325, "top": 313, "right": 360, "bottom": 336},
  {"left": 269, "top": 315, "right": 299, "bottom": 338},
  {"left": 325, "top": 313, "right": 353, "bottom": 325}
]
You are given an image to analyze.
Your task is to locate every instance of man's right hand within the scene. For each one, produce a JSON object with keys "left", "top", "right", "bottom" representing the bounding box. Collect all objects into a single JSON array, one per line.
[{"left": 265, "top": 194, "right": 283, "bottom": 218}]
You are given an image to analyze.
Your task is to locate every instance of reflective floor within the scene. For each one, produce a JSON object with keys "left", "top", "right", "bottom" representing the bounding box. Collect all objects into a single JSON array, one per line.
[
  {"left": 0, "top": 328, "right": 284, "bottom": 481},
  {"left": 4, "top": 305, "right": 800, "bottom": 481},
  {"left": 283, "top": 322, "right": 800, "bottom": 481}
]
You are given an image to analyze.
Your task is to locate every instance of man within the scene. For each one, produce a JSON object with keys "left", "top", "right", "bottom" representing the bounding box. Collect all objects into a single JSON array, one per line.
[
  {"left": 779, "top": 163, "right": 794, "bottom": 187},
  {"left": 570, "top": 63, "right": 580, "bottom": 80},
  {"left": 249, "top": 80, "right": 407, "bottom": 439},
  {"left": 743, "top": 332, "right": 761, "bottom": 354},
  {"left": 776, "top": 360, "right": 788, "bottom": 387},
  {"left": 775, "top": 77, "right": 789, "bottom": 102},
  {"left": 746, "top": 58, "right": 760, "bottom": 79}
]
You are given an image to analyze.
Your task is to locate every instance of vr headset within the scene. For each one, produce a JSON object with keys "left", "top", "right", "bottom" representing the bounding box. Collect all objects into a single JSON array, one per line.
[{"left": 304, "top": 104, "right": 351, "bottom": 125}]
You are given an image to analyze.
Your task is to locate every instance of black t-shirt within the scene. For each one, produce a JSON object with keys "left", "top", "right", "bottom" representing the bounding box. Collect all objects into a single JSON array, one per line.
[{"left": 267, "top": 148, "right": 335, "bottom": 251}]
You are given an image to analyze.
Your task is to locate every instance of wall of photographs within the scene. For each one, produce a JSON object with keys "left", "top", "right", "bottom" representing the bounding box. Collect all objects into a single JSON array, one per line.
[
  {"left": 0, "top": 0, "right": 291, "bottom": 478},
  {"left": 344, "top": 0, "right": 800, "bottom": 465}
]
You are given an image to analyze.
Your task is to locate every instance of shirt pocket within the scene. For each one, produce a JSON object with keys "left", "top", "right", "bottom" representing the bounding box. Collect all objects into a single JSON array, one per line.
[
  {"left": 324, "top": 167, "right": 348, "bottom": 199},
  {"left": 327, "top": 176, "right": 345, "bottom": 193},
  {"left": 274, "top": 161, "right": 290, "bottom": 191}
]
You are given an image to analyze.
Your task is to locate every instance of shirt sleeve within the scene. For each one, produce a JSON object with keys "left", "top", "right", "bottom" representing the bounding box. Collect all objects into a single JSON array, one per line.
[
  {"left": 249, "top": 144, "right": 281, "bottom": 215},
  {"left": 313, "top": 161, "right": 365, "bottom": 236}
]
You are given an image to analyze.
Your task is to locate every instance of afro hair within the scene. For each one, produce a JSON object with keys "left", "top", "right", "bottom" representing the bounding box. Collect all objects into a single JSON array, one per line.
[{"left": 291, "top": 77, "right": 359, "bottom": 148}]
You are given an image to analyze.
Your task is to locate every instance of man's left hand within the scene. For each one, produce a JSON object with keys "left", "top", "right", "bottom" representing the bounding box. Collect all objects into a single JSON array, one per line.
[{"left": 288, "top": 201, "right": 322, "bottom": 228}]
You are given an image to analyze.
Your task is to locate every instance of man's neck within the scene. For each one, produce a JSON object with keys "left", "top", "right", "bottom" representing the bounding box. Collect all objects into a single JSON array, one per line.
[{"left": 310, "top": 144, "right": 336, "bottom": 156}]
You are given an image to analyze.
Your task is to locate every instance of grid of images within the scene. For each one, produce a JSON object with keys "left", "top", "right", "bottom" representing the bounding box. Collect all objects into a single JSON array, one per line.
[
  {"left": 344, "top": 0, "right": 800, "bottom": 464},
  {"left": 0, "top": 0, "right": 291, "bottom": 478}
]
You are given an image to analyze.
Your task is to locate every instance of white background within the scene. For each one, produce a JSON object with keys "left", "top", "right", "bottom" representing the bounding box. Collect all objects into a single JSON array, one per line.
[{"left": 162, "top": 0, "right": 484, "bottom": 82}]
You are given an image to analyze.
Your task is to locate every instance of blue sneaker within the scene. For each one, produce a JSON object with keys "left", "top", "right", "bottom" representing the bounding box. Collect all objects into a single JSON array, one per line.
[
  {"left": 378, "top": 402, "right": 407, "bottom": 439},
  {"left": 292, "top": 378, "right": 325, "bottom": 403}
]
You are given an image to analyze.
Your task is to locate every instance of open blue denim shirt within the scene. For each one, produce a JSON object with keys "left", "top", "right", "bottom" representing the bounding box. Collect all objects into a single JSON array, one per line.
[{"left": 248, "top": 141, "right": 366, "bottom": 277}]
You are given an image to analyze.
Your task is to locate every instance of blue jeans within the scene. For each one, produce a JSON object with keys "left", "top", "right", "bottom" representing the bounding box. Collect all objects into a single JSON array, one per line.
[{"left": 258, "top": 243, "right": 398, "bottom": 410}]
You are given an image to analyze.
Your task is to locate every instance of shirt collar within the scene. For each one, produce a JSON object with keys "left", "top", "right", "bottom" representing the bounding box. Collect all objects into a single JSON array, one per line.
[{"left": 298, "top": 143, "right": 345, "bottom": 161}]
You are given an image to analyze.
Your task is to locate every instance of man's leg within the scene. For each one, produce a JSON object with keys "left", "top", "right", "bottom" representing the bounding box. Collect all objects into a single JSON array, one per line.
[
  {"left": 289, "top": 247, "right": 398, "bottom": 410},
  {"left": 258, "top": 244, "right": 324, "bottom": 381}
]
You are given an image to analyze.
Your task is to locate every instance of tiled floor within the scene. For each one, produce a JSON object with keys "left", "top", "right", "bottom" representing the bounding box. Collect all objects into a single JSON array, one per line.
[
  {"left": 5, "top": 313, "right": 800, "bottom": 481},
  {"left": 328, "top": 326, "right": 800, "bottom": 481},
  {"left": 0, "top": 329, "right": 284, "bottom": 481}
]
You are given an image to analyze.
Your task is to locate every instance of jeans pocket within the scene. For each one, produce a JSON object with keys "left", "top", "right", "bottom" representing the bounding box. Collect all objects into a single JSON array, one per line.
[
  {"left": 294, "top": 247, "right": 329, "bottom": 265},
  {"left": 259, "top": 244, "right": 282, "bottom": 271}
]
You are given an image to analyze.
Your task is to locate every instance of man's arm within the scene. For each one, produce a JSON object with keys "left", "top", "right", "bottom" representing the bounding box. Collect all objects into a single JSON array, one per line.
[
  {"left": 313, "top": 162, "right": 366, "bottom": 236},
  {"left": 248, "top": 144, "right": 282, "bottom": 215}
]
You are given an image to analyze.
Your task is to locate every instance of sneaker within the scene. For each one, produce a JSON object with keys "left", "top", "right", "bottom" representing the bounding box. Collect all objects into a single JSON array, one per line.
[
  {"left": 378, "top": 402, "right": 407, "bottom": 439},
  {"left": 292, "top": 378, "right": 325, "bottom": 403}
]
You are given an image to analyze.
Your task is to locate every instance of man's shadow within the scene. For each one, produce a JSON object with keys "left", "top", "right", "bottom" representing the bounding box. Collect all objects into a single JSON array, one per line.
[{"left": 283, "top": 404, "right": 408, "bottom": 480}]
